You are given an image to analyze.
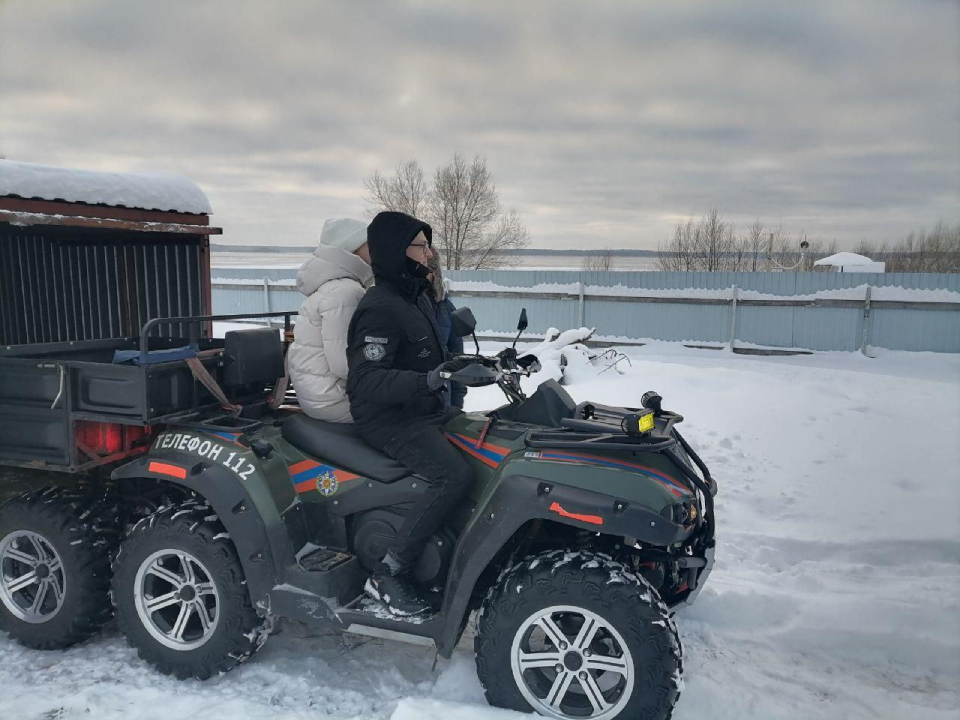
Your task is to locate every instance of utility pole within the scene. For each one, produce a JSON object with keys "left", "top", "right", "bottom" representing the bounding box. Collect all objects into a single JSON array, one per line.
[{"left": 765, "top": 233, "right": 774, "bottom": 272}]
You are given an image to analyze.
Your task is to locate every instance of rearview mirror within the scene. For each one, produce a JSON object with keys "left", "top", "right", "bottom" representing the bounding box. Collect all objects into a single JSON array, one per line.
[
  {"left": 450, "top": 307, "right": 477, "bottom": 338},
  {"left": 517, "top": 308, "right": 528, "bottom": 332}
]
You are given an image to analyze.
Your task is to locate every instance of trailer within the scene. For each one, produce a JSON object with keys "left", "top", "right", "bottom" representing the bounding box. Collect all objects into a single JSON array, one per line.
[
  {"left": 1, "top": 160, "right": 240, "bottom": 477},
  {"left": 0, "top": 160, "right": 302, "bottom": 645}
]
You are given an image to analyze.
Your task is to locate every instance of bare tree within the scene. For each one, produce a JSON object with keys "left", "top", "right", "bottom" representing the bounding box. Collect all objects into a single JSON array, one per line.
[
  {"left": 471, "top": 208, "right": 530, "bottom": 269},
  {"left": 852, "top": 237, "right": 886, "bottom": 259},
  {"left": 582, "top": 247, "right": 615, "bottom": 272},
  {"left": 364, "top": 154, "right": 529, "bottom": 269},
  {"left": 429, "top": 154, "right": 500, "bottom": 269},
  {"left": 363, "top": 159, "right": 430, "bottom": 218},
  {"left": 657, "top": 218, "right": 699, "bottom": 271},
  {"left": 692, "top": 209, "right": 734, "bottom": 271},
  {"left": 661, "top": 213, "right": 959, "bottom": 274},
  {"left": 880, "top": 221, "right": 960, "bottom": 272},
  {"left": 807, "top": 238, "right": 839, "bottom": 271},
  {"left": 658, "top": 209, "right": 735, "bottom": 271},
  {"left": 728, "top": 236, "right": 749, "bottom": 272},
  {"left": 740, "top": 219, "right": 766, "bottom": 271}
]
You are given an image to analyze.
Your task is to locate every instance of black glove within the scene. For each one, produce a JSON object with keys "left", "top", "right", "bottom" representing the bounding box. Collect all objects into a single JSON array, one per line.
[{"left": 426, "top": 358, "right": 473, "bottom": 392}]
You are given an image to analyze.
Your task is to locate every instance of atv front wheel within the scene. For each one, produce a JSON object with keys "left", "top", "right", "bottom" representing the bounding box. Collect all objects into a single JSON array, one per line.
[
  {"left": 476, "top": 550, "right": 682, "bottom": 720},
  {"left": 0, "top": 487, "right": 118, "bottom": 649},
  {"left": 111, "top": 500, "right": 269, "bottom": 680}
]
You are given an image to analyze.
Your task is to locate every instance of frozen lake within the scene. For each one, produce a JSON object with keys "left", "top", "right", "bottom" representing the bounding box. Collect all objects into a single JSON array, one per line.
[{"left": 212, "top": 250, "right": 661, "bottom": 272}]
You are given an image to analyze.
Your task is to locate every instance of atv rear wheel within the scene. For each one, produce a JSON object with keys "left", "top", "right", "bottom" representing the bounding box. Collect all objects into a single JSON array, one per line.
[
  {"left": 111, "top": 500, "right": 269, "bottom": 680},
  {"left": 0, "top": 487, "right": 118, "bottom": 649},
  {"left": 475, "top": 550, "right": 682, "bottom": 720}
]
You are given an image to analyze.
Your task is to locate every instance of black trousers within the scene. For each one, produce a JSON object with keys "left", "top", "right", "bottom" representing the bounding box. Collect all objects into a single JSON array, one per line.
[{"left": 373, "top": 413, "right": 473, "bottom": 573}]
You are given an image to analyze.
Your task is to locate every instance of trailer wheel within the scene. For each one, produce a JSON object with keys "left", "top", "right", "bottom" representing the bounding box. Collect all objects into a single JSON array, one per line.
[
  {"left": 475, "top": 550, "right": 682, "bottom": 720},
  {"left": 111, "top": 500, "right": 269, "bottom": 680},
  {"left": 0, "top": 487, "right": 119, "bottom": 649}
]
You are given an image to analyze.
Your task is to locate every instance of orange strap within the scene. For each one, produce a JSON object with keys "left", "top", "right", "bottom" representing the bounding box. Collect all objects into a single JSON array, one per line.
[
  {"left": 267, "top": 348, "right": 290, "bottom": 410},
  {"left": 185, "top": 356, "right": 242, "bottom": 414}
]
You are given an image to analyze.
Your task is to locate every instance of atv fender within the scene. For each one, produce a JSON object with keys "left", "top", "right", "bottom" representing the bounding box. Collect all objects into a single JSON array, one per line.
[
  {"left": 111, "top": 457, "right": 290, "bottom": 608},
  {"left": 435, "top": 474, "right": 692, "bottom": 656}
]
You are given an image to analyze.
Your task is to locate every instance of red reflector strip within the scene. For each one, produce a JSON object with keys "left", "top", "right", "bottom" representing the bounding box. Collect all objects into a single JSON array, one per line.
[
  {"left": 549, "top": 501, "right": 603, "bottom": 526},
  {"left": 149, "top": 461, "right": 187, "bottom": 480}
]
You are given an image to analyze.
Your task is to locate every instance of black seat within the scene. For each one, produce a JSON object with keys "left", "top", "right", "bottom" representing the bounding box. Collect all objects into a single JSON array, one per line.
[{"left": 281, "top": 414, "right": 411, "bottom": 483}]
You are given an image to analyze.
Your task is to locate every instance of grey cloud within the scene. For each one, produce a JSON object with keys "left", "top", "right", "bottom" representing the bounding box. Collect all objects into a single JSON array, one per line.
[{"left": 1, "top": 0, "right": 957, "bottom": 250}]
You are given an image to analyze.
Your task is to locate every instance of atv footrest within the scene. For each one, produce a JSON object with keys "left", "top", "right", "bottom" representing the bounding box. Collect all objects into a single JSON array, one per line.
[
  {"left": 281, "top": 549, "right": 365, "bottom": 606},
  {"left": 299, "top": 547, "right": 354, "bottom": 572}
]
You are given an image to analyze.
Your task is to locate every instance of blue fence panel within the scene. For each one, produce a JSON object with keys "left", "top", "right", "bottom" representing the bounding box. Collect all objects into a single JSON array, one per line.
[
  {"left": 210, "top": 268, "right": 301, "bottom": 281},
  {"left": 583, "top": 300, "right": 730, "bottom": 343},
  {"left": 737, "top": 305, "right": 796, "bottom": 348},
  {"left": 870, "top": 307, "right": 960, "bottom": 353},
  {"left": 466, "top": 295, "right": 576, "bottom": 336},
  {"left": 209, "top": 269, "right": 960, "bottom": 353},
  {"left": 791, "top": 306, "right": 864, "bottom": 352},
  {"left": 212, "top": 286, "right": 301, "bottom": 317}
]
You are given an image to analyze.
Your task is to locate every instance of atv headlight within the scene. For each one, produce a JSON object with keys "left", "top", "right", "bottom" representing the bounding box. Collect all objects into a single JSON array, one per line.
[
  {"left": 665, "top": 499, "right": 698, "bottom": 526},
  {"left": 621, "top": 409, "right": 656, "bottom": 436}
]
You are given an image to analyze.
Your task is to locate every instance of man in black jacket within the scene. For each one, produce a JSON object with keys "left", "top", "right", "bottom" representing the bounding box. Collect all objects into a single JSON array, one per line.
[{"left": 346, "top": 211, "right": 472, "bottom": 616}]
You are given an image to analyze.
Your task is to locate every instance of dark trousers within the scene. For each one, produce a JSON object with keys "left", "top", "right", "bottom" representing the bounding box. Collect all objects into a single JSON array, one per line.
[{"left": 373, "top": 414, "right": 473, "bottom": 573}]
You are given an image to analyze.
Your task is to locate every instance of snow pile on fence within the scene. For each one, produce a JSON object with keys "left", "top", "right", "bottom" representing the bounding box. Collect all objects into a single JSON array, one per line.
[
  {"left": 0, "top": 159, "right": 212, "bottom": 214},
  {"left": 448, "top": 280, "right": 960, "bottom": 304}
]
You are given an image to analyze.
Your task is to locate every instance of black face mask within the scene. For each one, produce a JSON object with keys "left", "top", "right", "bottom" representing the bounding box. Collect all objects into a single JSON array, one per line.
[{"left": 405, "top": 256, "right": 430, "bottom": 279}]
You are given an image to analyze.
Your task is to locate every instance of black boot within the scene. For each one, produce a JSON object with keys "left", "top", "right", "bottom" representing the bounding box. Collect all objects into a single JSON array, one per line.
[{"left": 365, "top": 565, "right": 431, "bottom": 617}]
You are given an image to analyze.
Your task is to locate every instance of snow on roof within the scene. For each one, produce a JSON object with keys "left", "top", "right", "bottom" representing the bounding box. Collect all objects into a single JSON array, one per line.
[
  {"left": 0, "top": 159, "right": 212, "bottom": 215},
  {"left": 814, "top": 252, "right": 875, "bottom": 267}
]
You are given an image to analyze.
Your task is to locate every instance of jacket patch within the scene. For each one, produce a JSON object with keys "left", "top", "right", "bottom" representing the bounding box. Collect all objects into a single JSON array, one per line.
[
  {"left": 417, "top": 348, "right": 431, "bottom": 359},
  {"left": 365, "top": 336, "right": 389, "bottom": 344},
  {"left": 363, "top": 343, "right": 386, "bottom": 361}
]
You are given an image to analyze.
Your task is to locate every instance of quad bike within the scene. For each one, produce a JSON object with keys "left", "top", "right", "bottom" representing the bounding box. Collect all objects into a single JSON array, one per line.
[{"left": 0, "top": 308, "right": 716, "bottom": 720}]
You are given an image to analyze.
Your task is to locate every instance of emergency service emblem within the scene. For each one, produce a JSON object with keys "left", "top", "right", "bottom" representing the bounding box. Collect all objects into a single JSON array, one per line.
[
  {"left": 317, "top": 472, "right": 339, "bottom": 497},
  {"left": 363, "top": 343, "right": 385, "bottom": 361}
]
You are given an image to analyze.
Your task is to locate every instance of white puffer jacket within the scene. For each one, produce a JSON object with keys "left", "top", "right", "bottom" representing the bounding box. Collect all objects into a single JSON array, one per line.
[{"left": 287, "top": 245, "right": 374, "bottom": 422}]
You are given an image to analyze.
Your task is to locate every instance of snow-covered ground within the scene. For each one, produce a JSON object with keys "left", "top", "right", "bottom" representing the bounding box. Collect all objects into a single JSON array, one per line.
[{"left": 2, "top": 344, "right": 958, "bottom": 720}]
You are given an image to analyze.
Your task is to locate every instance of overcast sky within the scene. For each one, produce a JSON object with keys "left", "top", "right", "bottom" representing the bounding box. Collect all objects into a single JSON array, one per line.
[{"left": 1, "top": 0, "right": 957, "bottom": 249}]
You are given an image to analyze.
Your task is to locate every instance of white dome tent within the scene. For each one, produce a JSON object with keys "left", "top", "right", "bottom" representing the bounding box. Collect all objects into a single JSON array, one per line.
[{"left": 813, "top": 251, "right": 886, "bottom": 273}]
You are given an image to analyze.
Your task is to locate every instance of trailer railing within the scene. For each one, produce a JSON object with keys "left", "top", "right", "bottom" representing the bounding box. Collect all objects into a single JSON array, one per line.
[{"left": 139, "top": 311, "right": 297, "bottom": 359}]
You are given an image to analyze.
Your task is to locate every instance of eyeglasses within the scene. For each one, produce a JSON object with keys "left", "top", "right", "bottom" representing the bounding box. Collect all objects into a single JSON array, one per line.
[{"left": 409, "top": 242, "right": 431, "bottom": 250}]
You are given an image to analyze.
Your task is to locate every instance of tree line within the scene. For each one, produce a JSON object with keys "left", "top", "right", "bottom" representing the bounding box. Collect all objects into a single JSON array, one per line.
[
  {"left": 657, "top": 210, "right": 960, "bottom": 273},
  {"left": 364, "top": 155, "right": 529, "bottom": 270},
  {"left": 363, "top": 158, "right": 958, "bottom": 274}
]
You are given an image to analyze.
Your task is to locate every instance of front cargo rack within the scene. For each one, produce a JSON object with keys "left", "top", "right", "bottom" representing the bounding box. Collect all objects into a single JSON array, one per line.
[{"left": 524, "top": 401, "right": 684, "bottom": 453}]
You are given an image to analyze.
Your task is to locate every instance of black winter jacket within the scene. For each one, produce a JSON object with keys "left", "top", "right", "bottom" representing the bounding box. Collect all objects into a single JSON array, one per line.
[{"left": 346, "top": 212, "right": 447, "bottom": 444}]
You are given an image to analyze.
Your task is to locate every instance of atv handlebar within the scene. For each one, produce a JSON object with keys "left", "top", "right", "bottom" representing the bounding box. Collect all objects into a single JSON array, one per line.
[{"left": 446, "top": 349, "right": 539, "bottom": 397}]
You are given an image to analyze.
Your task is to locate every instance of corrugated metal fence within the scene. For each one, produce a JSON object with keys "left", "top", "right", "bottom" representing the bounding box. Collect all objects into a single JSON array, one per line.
[
  {"left": 211, "top": 268, "right": 960, "bottom": 353},
  {"left": 2, "top": 227, "right": 205, "bottom": 345}
]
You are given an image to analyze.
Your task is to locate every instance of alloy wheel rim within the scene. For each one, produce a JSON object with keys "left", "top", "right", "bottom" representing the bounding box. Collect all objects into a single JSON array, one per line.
[
  {"left": 134, "top": 549, "right": 220, "bottom": 651},
  {"left": 510, "top": 604, "right": 635, "bottom": 720},
  {"left": 0, "top": 530, "right": 67, "bottom": 624}
]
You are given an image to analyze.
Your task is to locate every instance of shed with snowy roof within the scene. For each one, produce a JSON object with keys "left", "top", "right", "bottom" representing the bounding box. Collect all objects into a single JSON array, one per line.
[
  {"left": 813, "top": 251, "right": 885, "bottom": 274},
  {"left": 0, "top": 160, "right": 222, "bottom": 346}
]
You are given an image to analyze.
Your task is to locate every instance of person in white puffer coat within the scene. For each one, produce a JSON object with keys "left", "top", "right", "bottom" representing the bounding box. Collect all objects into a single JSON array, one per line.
[{"left": 288, "top": 218, "right": 373, "bottom": 422}]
